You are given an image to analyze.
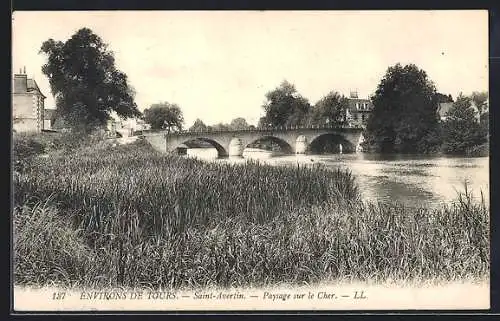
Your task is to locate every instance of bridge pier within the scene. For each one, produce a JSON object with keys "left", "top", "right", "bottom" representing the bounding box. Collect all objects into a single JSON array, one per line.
[
  {"left": 229, "top": 137, "right": 244, "bottom": 157},
  {"left": 295, "top": 135, "right": 307, "bottom": 154}
]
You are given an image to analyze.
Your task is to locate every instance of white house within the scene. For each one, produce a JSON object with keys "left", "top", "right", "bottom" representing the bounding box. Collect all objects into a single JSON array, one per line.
[{"left": 107, "top": 112, "right": 150, "bottom": 137}]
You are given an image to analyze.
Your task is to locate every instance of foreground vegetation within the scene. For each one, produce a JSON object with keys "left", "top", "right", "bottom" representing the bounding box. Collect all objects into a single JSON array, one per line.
[{"left": 13, "top": 134, "right": 489, "bottom": 289}]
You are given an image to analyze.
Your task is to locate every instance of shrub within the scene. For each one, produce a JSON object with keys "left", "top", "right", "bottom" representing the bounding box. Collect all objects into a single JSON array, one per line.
[
  {"left": 12, "top": 133, "right": 46, "bottom": 172},
  {"left": 13, "top": 133, "right": 45, "bottom": 159},
  {"left": 465, "top": 142, "right": 489, "bottom": 157},
  {"left": 13, "top": 129, "right": 116, "bottom": 159}
]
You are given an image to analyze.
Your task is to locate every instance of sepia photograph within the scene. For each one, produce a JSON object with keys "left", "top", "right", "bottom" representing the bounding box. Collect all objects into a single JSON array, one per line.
[{"left": 11, "top": 10, "right": 489, "bottom": 311}]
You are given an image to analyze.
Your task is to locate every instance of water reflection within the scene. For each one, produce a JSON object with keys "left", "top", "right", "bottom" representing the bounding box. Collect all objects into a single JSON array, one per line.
[{"left": 184, "top": 148, "right": 489, "bottom": 208}]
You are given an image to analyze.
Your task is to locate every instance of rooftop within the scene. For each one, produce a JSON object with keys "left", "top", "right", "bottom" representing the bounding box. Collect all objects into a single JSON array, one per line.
[{"left": 13, "top": 69, "right": 46, "bottom": 98}]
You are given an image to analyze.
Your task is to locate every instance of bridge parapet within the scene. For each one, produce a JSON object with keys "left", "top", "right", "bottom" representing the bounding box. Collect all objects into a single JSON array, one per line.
[{"left": 160, "top": 124, "right": 364, "bottom": 137}]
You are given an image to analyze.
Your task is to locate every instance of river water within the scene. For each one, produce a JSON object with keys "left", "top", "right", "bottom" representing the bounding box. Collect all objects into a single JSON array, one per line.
[{"left": 185, "top": 148, "right": 490, "bottom": 208}]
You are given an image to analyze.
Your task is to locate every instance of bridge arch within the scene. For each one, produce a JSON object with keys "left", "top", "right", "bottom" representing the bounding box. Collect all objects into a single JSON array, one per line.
[
  {"left": 144, "top": 127, "right": 364, "bottom": 157},
  {"left": 179, "top": 138, "right": 228, "bottom": 158},
  {"left": 308, "top": 133, "right": 356, "bottom": 154},
  {"left": 245, "top": 135, "right": 294, "bottom": 154}
]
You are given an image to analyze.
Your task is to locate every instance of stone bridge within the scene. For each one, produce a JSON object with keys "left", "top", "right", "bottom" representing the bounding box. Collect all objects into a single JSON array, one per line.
[{"left": 143, "top": 125, "right": 365, "bottom": 157}]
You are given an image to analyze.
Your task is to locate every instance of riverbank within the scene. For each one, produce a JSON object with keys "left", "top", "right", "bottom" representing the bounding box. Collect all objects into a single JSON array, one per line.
[
  {"left": 13, "top": 136, "right": 489, "bottom": 290},
  {"left": 188, "top": 149, "right": 489, "bottom": 209}
]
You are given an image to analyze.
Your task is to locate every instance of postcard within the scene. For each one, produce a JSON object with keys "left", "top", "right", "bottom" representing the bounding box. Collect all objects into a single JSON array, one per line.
[{"left": 11, "top": 10, "right": 489, "bottom": 312}]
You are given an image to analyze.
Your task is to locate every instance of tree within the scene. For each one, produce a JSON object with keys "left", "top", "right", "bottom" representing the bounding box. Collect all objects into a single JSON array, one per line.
[
  {"left": 471, "top": 91, "right": 488, "bottom": 115},
  {"left": 260, "top": 80, "right": 311, "bottom": 128},
  {"left": 210, "top": 123, "right": 230, "bottom": 131},
  {"left": 39, "top": 28, "right": 141, "bottom": 133},
  {"left": 362, "top": 63, "right": 441, "bottom": 153},
  {"left": 257, "top": 116, "right": 268, "bottom": 128},
  {"left": 442, "top": 94, "right": 485, "bottom": 154},
  {"left": 307, "top": 91, "right": 349, "bottom": 126},
  {"left": 143, "top": 102, "right": 184, "bottom": 132},
  {"left": 51, "top": 101, "right": 102, "bottom": 133},
  {"left": 189, "top": 118, "right": 208, "bottom": 132},
  {"left": 228, "top": 117, "right": 250, "bottom": 130}
]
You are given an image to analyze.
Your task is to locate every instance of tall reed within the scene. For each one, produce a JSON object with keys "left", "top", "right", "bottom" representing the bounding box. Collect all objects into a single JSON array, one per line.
[{"left": 13, "top": 139, "right": 489, "bottom": 289}]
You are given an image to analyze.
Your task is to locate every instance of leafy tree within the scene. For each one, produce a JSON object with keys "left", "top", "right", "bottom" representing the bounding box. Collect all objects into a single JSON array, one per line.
[
  {"left": 362, "top": 63, "right": 441, "bottom": 153},
  {"left": 143, "top": 102, "right": 184, "bottom": 132},
  {"left": 257, "top": 116, "right": 268, "bottom": 128},
  {"left": 307, "top": 91, "right": 349, "bottom": 126},
  {"left": 191, "top": 118, "right": 249, "bottom": 132},
  {"left": 471, "top": 91, "right": 488, "bottom": 115},
  {"left": 39, "top": 28, "right": 141, "bottom": 133},
  {"left": 210, "top": 123, "right": 230, "bottom": 131},
  {"left": 229, "top": 117, "right": 250, "bottom": 130},
  {"left": 260, "top": 80, "right": 311, "bottom": 128},
  {"left": 442, "top": 94, "right": 485, "bottom": 154},
  {"left": 50, "top": 108, "right": 69, "bottom": 130},
  {"left": 189, "top": 118, "right": 208, "bottom": 132}
]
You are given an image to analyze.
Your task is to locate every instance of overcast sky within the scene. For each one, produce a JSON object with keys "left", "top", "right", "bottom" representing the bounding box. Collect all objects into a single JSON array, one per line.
[{"left": 12, "top": 10, "right": 488, "bottom": 127}]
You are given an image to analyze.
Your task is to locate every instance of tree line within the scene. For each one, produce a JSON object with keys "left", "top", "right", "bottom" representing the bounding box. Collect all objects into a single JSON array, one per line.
[
  {"left": 141, "top": 79, "right": 351, "bottom": 133},
  {"left": 146, "top": 70, "right": 488, "bottom": 156},
  {"left": 361, "top": 63, "right": 488, "bottom": 155},
  {"left": 40, "top": 27, "right": 488, "bottom": 156},
  {"left": 183, "top": 81, "right": 351, "bottom": 133}
]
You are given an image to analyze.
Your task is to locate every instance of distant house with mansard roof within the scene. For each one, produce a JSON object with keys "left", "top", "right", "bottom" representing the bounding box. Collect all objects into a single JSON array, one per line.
[
  {"left": 437, "top": 98, "right": 485, "bottom": 122},
  {"left": 345, "top": 91, "right": 373, "bottom": 127}
]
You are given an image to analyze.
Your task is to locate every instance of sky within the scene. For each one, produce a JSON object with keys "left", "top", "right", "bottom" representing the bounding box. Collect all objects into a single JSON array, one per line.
[{"left": 12, "top": 10, "right": 488, "bottom": 127}]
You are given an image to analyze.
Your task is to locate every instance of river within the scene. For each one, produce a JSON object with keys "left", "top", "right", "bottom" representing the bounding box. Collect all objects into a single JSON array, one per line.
[{"left": 185, "top": 148, "right": 490, "bottom": 208}]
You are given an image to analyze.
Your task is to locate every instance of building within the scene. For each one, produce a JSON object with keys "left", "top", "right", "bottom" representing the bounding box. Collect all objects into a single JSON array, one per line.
[
  {"left": 12, "top": 68, "right": 47, "bottom": 133},
  {"left": 107, "top": 113, "right": 151, "bottom": 137},
  {"left": 438, "top": 100, "right": 486, "bottom": 122},
  {"left": 437, "top": 102, "right": 453, "bottom": 121},
  {"left": 345, "top": 91, "right": 373, "bottom": 127},
  {"left": 43, "top": 108, "right": 56, "bottom": 130}
]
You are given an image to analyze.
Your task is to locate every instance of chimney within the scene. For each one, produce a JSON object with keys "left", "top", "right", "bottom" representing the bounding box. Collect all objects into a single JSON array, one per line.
[
  {"left": 349, "top": 90, "right": 358, "bottom": 99},
  {"left": 13, "top": 67, "right": 28, "bottom": 93}
]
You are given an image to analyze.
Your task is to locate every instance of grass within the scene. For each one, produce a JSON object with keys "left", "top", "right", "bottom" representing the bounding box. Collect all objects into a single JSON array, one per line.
[{"left": 12, "top": 136, "right": 489, "bottom": 289}]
